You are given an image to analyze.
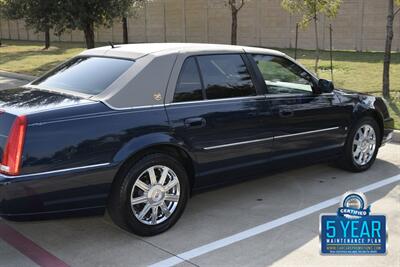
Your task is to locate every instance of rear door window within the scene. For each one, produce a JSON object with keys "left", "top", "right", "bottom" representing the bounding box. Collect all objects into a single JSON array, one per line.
[
  {"left": 196, "top": 54, "right": 256, "bottom": 100},
  {"left": 32, "top": 56, "right": 134, "bottom": 95},
  {"left": 174, "top": 57, "right": 204, "bottom": 102}
]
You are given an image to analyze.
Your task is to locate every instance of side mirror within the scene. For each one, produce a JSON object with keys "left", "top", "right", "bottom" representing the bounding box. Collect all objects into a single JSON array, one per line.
[{"left": 317, "top": 79, "right": 334, "bottom": 93}]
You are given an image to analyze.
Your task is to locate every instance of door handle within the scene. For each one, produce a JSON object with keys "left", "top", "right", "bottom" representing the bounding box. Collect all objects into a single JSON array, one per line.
[
  {"left": 279, "top": 108, "right": 294, "bottom": 118},
  {"left": 184, "top": 117, "right": 206, "bottom": 128}
]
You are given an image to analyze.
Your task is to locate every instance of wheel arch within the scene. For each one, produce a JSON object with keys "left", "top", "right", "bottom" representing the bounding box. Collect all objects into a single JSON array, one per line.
[
  {"left": 110, "top": 134, "right": 197, "bottom": 196},
  {"left": 355, "top": 109, "right": 384, "bottom": 146}
]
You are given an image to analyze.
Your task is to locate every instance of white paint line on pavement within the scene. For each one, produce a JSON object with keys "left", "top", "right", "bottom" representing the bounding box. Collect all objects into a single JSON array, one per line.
[{"left": 149, "top": 174, "right": 400, "bottom": 267}]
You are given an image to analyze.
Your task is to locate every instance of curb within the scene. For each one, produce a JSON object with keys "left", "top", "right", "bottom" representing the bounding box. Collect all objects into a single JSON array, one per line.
[
  {"left": 0, "top": 70, "right": 36, "bottom": 81},
  {"left": 392, "top": 130, "right": 400, "bottom": 144}
]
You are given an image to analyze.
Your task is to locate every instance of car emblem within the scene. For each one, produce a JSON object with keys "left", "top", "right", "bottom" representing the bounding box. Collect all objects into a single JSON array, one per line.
[{"left": 153, "top": 93, "right": 162, "bottom": 101}]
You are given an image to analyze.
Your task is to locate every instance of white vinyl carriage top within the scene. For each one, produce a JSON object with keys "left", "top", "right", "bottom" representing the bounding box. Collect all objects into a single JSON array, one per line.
[{"left": 79, "top": 43, "right": 286, "bottom": 109}]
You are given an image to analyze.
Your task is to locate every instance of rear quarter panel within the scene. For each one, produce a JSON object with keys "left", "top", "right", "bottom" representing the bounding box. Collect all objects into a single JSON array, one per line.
[
  {"left": 23, "top": 103, "right": 171, "bottom": 174},
  {"left": 0, "top": 103, "right": 176, "bottom": 216}
]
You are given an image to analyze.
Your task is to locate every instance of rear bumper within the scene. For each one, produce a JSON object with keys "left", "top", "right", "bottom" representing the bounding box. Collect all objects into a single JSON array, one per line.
[
  {"left": 382, "top": 117, "right": 395, "bottom": 145},
  {"left": 0, "top": 163, "right": 118, "bottom": 218}
]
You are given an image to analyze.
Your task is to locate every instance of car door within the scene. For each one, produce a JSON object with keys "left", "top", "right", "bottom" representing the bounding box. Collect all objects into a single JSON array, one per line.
[
  {"left": 248, "top": 54, "right": 349, "bottom": 158},
  {"left": 165, "top": 54, "right": 273, "bottom": 181}
]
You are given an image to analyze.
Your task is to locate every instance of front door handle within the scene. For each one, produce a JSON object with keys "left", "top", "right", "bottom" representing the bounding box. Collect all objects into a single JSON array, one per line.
[
  {"left": 184, "top": 117, "right": 206, "bottom": 128},
  {"left": 279, "top": 108, "right": 294, "bottom": 118}
]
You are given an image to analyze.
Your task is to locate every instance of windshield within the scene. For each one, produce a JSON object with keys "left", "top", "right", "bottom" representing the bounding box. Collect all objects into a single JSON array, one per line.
[{"left": 32, "top": 56, "right": 134, "bottom": 95}]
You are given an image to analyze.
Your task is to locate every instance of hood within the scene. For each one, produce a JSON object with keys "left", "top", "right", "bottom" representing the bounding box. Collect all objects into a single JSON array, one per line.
[{"left": 0, "top": 87, "right": 95, "bottom": 116}]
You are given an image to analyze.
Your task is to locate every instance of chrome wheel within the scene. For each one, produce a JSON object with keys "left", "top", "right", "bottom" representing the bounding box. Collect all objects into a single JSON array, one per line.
[
  {"left": 130, "top": 165, "right": 180, "bottom": 225},
  {"left": 352, "top": 124, "right": 376, "bottom": 166}
]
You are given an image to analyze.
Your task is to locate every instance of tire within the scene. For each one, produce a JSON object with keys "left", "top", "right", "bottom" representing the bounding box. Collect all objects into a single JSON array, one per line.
[
  {"left": 108, "top": 153, "right": 189, "bottom": 236},
  {"left": 337, "top": 117, "right": 381, "bottom": 172}
]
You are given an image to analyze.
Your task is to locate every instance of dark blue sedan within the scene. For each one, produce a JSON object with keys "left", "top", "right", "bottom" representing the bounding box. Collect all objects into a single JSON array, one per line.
[{"left": 0, "top": 43, "right": 394, "bottom": 236}]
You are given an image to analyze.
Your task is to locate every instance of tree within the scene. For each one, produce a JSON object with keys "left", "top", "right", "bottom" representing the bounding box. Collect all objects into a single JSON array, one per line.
[
  {"left": 282, "top": 0, "right": 341, "bottom": 74},
  {"left": 56, "top": 0, "right": 139, "bottom": 49},
  {"left": 227, "top": 0, "right": 248, "bottom": 45},
  {"left": 122, "top": 16, "right": 129, "bottom": 44},
  {"left": 0, "top": 0, "right": 60, "bottom": 49},
  {"left": 382, "top": 0, "right": 400, "bottom": 99},
  {"left": 119, "top": 0, "right": 146, "bottom": 44}
]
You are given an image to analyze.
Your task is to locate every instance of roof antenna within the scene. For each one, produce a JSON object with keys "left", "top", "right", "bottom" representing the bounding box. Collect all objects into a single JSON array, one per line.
[{"left": 108, "top": 41, "right": 115, "bottom": 48}]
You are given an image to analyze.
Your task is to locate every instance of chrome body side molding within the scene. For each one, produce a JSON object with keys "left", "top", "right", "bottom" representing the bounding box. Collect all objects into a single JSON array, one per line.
[
  {"left": 203, "top": 127, "right": 341, "bottom": 150},
  {"left": 203, "top": 137, "right": 274, "bottom": 150},
  {"left": 0, "top": 163, "right": 111, "bottom": 179}
]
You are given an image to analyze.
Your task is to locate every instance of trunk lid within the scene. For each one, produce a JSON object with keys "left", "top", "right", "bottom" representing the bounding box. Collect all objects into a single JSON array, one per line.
[
  {"left": 0, "top": 87, "right": 94, "bottom": 116},
  {"left": 0, "top": 87, "right": 94, "bottom": 167}
]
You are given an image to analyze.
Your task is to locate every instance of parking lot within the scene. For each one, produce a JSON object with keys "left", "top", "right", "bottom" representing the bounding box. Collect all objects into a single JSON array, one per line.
[{"left": 0, "top": 75, "right": 399, "bottom": 267}]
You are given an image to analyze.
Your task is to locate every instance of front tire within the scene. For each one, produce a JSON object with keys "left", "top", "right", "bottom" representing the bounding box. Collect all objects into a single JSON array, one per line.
[
  {"left": 338, "top": 117, "right": 381, "bottom": 172},
  {"left": 108, "top": 153, "right": 189, "bottom": 236}
]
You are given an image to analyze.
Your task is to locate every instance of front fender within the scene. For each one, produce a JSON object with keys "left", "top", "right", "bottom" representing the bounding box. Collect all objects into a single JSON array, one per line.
[{"left": 350, "top": 95, "right": 392, "bottom": 144}]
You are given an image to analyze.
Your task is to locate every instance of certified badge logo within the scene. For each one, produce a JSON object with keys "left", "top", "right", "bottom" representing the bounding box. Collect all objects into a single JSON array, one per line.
[
  {"left": 338, "top": 192, "right": 370, "bottom": 219},
  {"left": 320, "top": 191, "right": 387, "bottom": 255}
]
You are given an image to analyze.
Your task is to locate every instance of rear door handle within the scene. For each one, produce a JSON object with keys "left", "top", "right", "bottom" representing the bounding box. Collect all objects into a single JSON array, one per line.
[
  {"left": 279, "top": 108, "right": 294, "bottom": 118},
  {"left": 184, "top": 117, "right": 206, "bottom": 128}
]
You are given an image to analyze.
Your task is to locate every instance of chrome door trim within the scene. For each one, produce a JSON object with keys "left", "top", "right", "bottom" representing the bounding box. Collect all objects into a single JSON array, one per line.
[
  {"left": 203, "top": 126, "right": 341, "bottom": 150},
  {"left": 274, "top": 127, "right": 340, "bottom": 140},
  {"left": 203, "top": 137, "right": 273, "bottom": 150},
  {"left": 0, "top": 163, "right": 111, "bottom": 179}
]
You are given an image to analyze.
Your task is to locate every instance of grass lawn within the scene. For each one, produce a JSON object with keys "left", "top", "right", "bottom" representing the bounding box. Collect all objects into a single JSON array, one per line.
[
  {"left": 0, "top": 40, "right": 399, "bottom": 129},
  {"left": 387, "top": 97, "right": 400, "bottom": 130},
  {"left": 0, "top": 40, "right": 86, "bottom": 76}
]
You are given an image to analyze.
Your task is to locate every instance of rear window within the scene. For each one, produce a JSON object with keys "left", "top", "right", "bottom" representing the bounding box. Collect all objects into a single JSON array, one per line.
[{"left": 32, "top": 56, "right": 134, "bottom": 95}]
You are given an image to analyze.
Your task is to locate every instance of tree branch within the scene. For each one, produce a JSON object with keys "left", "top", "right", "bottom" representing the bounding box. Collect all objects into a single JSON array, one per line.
[{"left": 237, "top": 0, "right": 246, "bottom": 11}]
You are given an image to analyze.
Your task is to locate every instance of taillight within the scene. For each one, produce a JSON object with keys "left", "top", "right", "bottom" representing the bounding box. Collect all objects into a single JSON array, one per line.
[{"left": 1, "top": 116, "right": 27, "bottom": 175}]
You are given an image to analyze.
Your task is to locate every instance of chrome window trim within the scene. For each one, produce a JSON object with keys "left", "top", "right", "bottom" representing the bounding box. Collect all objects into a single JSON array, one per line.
[
  {"left": 165, "top": 95, "right": 266, "bottom": 107},
  {"left": 264, "top": 92, "right": 335, "bottom": 98},
  {"left": 104, "top": 93, "right": 335, "bottom": 110},
  {"left": 0, "top": 163, "right": 111, "bottom": 179},
  {"left": 203, "top": 127, "right": 341, "bottom": 150},
  {"left": 101, "top": 100, "right": 165, "bottom": 111}
]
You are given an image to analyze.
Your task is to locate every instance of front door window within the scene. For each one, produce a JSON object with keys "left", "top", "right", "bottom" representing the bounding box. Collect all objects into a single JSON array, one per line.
[{"left": 252, "top": 54, "right": 314, "bottom": 95}]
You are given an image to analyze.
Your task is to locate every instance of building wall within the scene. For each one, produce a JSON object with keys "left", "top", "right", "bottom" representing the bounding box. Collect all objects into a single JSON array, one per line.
[{"left": 1, "top": 0, "right": 399, "bottom": 51}]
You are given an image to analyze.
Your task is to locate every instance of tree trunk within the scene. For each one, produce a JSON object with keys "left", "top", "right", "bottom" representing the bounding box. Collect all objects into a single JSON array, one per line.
[
  {"left": 383, "top": 0, "right": 394, "bottom": 99},
  {"left": 231, "top": 10, "right": 238, "bottom": 45},
  {"left": 313, "top": 16, "right": 320, "bottom": 75},
  {"left": 44, "top": 26, "right": 50, "bottom": 50},
  {"left": 83, "top": 21, "right": 95, "bottom": 49},
  {"left": 122, "top": 17, "right": 128, "bottom": 44}
]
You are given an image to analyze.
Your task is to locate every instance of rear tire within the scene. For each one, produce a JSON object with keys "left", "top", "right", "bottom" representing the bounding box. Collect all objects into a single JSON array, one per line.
[
  {"left": 108, "top": 153, "right": 189, "bottom": 236},
  {"left": 337, "top": 117, "right": 381, "bottom": 172}
]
